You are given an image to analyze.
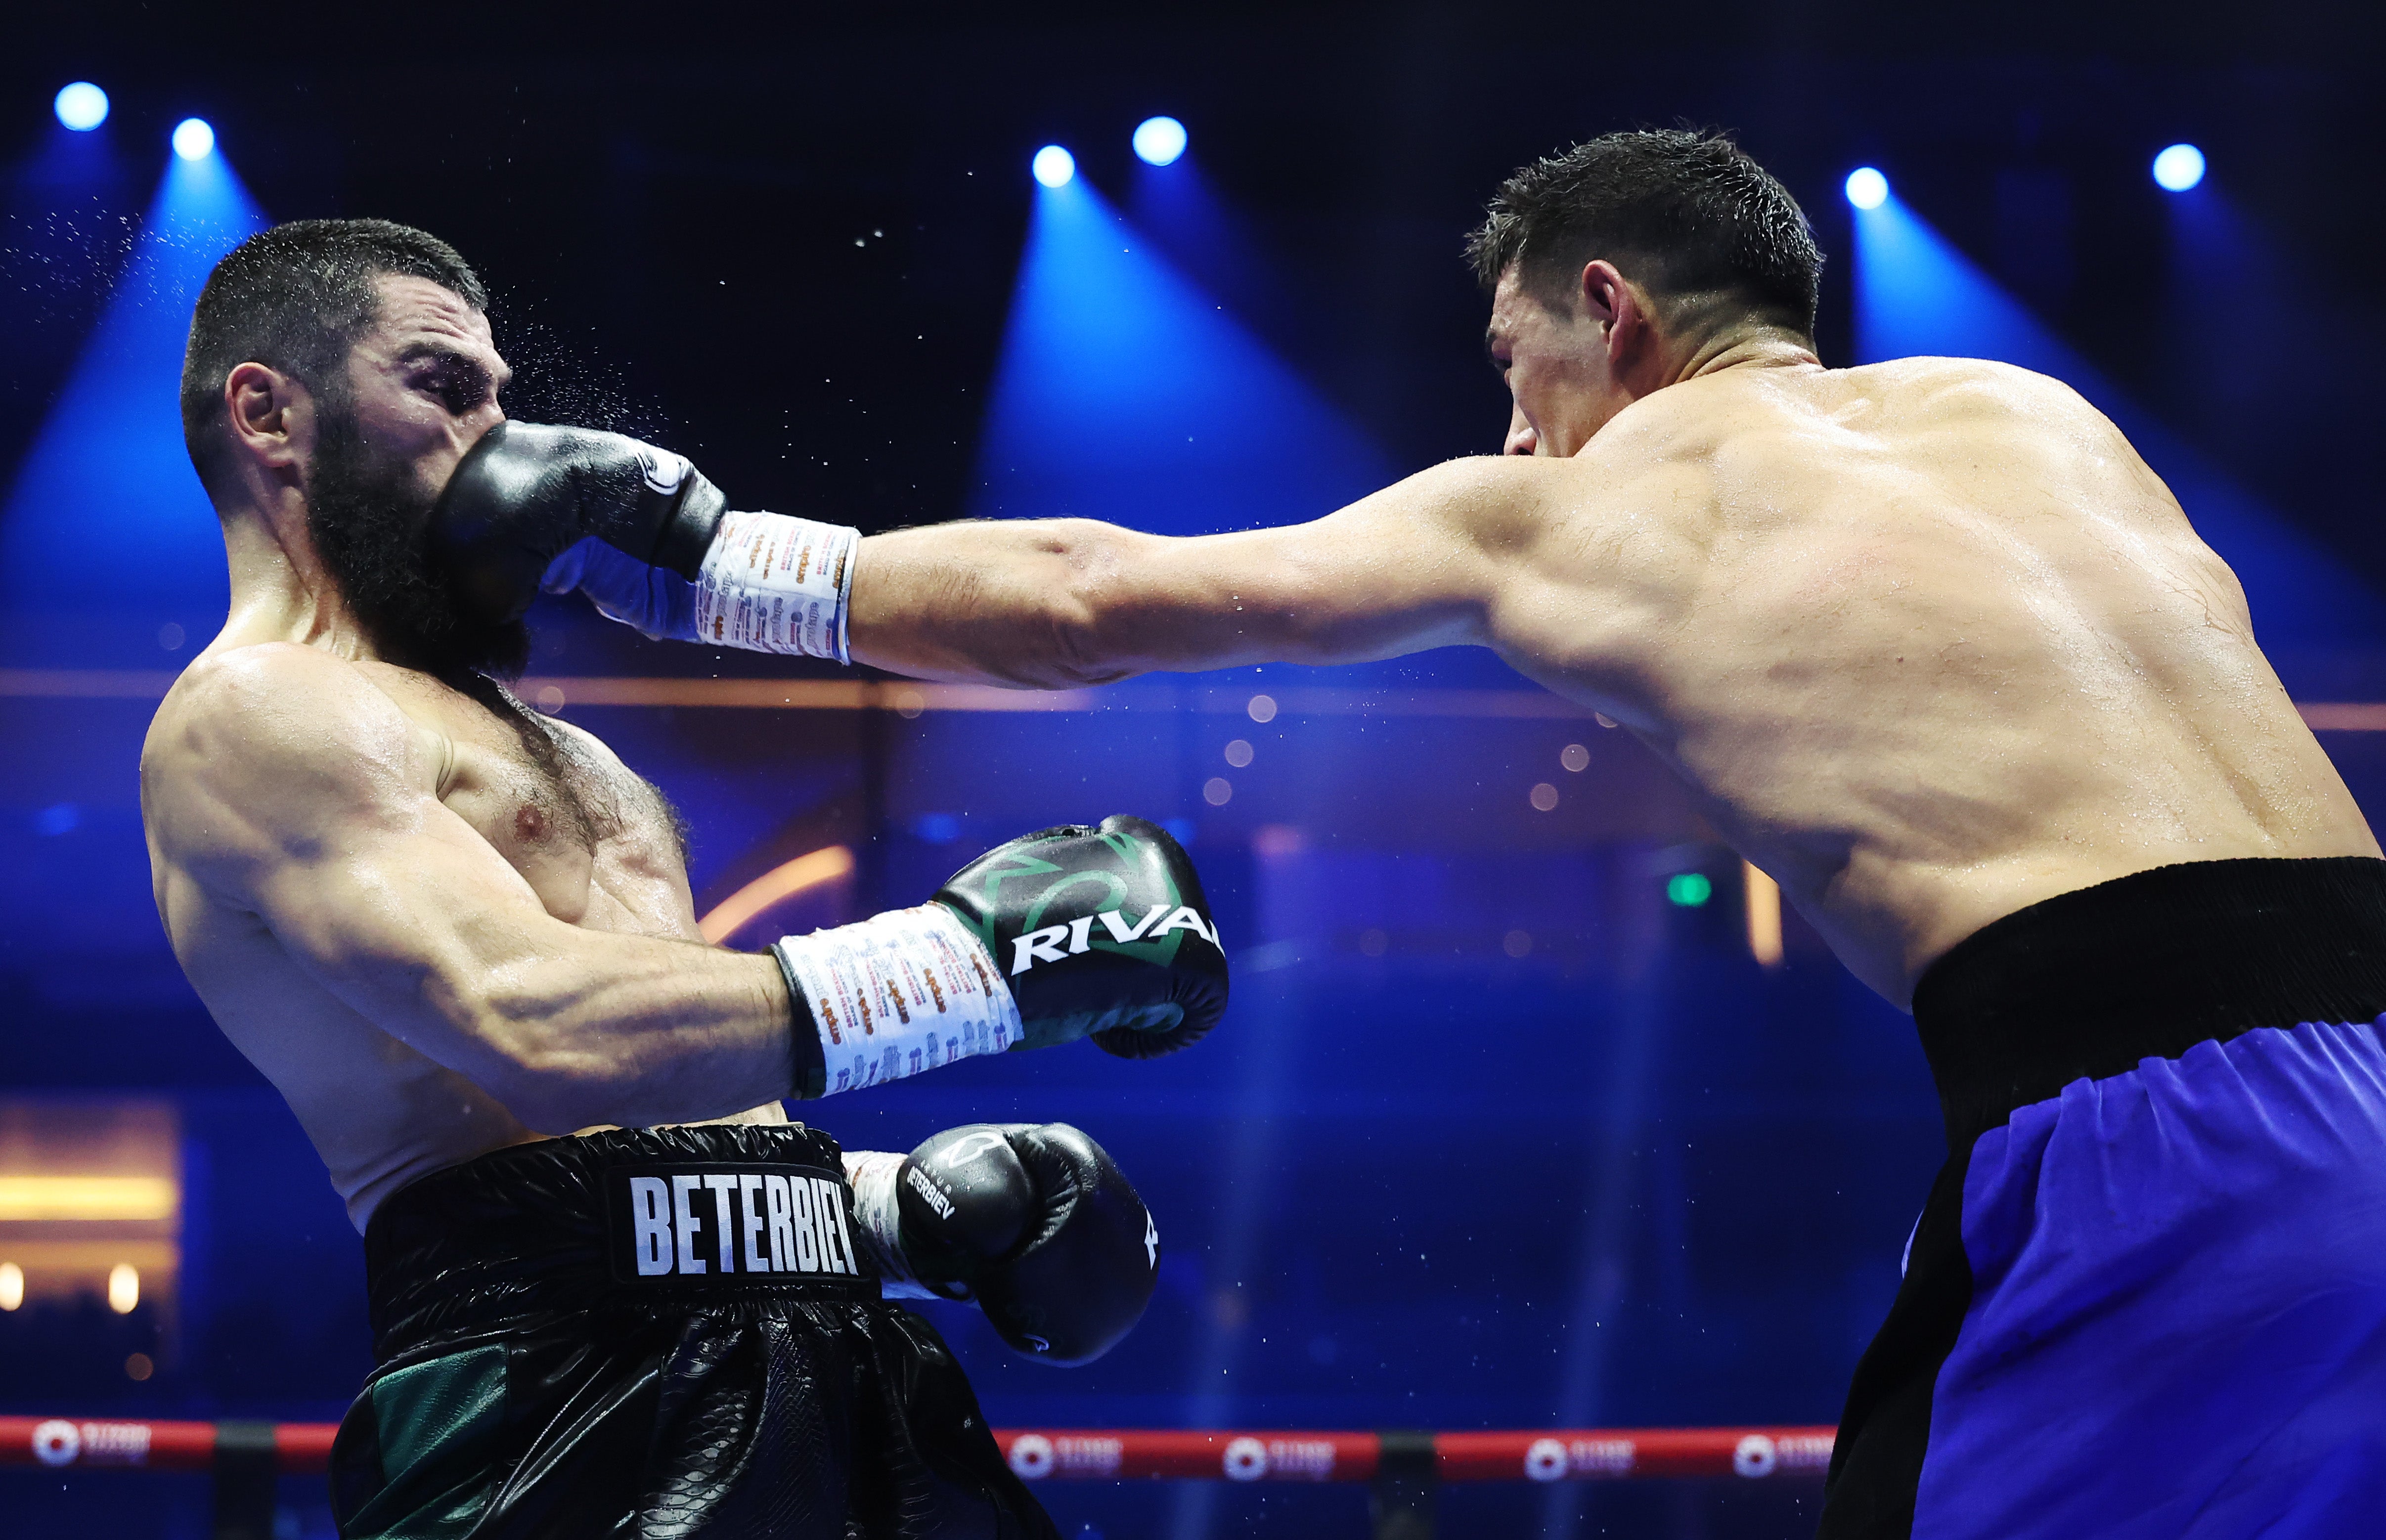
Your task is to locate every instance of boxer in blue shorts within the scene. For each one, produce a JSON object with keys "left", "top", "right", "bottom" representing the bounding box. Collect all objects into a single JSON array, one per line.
[{"left": 490, "top": 129, "right": 2386, "bottom": 1535}]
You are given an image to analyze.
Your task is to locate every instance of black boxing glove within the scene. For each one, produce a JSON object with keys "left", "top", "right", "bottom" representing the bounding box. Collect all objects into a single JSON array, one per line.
[
  {"left": 769, "top": 815, "right": 1228, "bottom": 1098},
  {"left": 427, "top": 420, "right": 735, "bottom": 627},
  {"left": 845, "top": 1123, "right": 1159, "bottom": 1365},
  {"left": 431, "top": 420, "right": 865, "bottom": 660}
]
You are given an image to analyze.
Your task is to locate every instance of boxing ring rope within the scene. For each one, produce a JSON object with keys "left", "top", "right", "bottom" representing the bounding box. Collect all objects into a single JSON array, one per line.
[
  {"left": 12, "top": 664, "right": 2386, "bottom": 732},
  {"left": 0, "top": 1415, "right": 1830, "bottom": 1539}
]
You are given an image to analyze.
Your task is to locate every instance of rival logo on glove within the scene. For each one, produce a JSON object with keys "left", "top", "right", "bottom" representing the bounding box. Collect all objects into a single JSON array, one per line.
[{"left": 1010, "top": 903, "right": 1221, "bottom": 975}]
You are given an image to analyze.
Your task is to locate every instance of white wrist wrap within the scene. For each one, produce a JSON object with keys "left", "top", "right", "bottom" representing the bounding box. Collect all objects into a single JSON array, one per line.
[
  {"left": 776, "top": 903, "right": 1022, "bottom": 1098},
  {"left": 695, "top": 509, "right": 859, "bottom": 663},
  {"left": 842, "top": 1150, "right": 938, "bottom": 1299}
]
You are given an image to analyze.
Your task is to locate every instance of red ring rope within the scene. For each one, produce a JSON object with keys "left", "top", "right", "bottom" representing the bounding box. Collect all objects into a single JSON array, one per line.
[{"left": 0, "top": 1417, "right": 1831, "bottom": 1483}]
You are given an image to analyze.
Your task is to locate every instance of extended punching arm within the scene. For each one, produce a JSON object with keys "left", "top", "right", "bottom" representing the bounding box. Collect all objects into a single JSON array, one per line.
[{"left": 432, "top": 421, "right": 1558, "bottom": 691}]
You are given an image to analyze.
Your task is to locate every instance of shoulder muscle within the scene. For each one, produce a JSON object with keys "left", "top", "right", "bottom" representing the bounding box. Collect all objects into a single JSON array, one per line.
[{"left": 143, "top": 645, "right": 438, "bottom": 902}]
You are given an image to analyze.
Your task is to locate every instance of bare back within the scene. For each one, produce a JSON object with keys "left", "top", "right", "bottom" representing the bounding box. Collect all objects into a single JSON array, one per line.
[
  {"left": 1487, "top": 357, "right": 2378, "bottom": 1001},
  {"left": 141, "top": 648, "right": 785, "bottom": 1229}
]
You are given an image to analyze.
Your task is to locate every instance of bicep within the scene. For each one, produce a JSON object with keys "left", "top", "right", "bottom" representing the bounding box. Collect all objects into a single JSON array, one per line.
[
  {"left": 155, "top": 652, "right": 575, "bottom": 1070},
  {"left": 1088, "top": 455, "right": 1552, "bottom": 669},
  {"left": 222, "top": 781, "right": 770, "bottom": 1131},
  {"left": 246, "top": 796, "right": 561, "bottom": 1042},
  {"left": 152, "top": 649, "right": 793, "bottom": 1131}
]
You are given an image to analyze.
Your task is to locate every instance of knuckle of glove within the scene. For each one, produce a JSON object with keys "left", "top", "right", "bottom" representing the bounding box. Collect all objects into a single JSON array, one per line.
[
  {"left": 973, "top": 1125, "right": 1159, "bottom": 1366},
  {"left": 431, "top": 422, "right": 630, "bottom": 626},
  {"left": 428, "top": 425, "right": 551, "bottom": 626},
  {"left": 932, "top": 815, "right": 1230, "bottom": 1055},
  {"left": 430, "top": 422, "right": 691, "bottom": 609}
]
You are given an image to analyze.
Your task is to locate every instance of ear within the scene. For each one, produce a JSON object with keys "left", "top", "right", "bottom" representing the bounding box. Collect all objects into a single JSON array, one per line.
[
  {"left": 222, "top": 361, "right": 314, "bottom": 475},
  {"left": 1576, "top": 259, "right": 1656, "bottom": 380}
]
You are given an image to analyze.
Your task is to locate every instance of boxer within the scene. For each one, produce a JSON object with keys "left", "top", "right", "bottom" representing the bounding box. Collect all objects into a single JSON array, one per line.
[
  {"left": 141, "top": 218, "right": 1226, "bottom": 1537},
  {"left": 495, "top": 132, "right": 2386, "bottom": 1537}
]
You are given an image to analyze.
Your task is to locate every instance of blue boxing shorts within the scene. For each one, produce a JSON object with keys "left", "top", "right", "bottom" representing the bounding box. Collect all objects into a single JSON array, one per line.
[{"left": 1822, "top": 856, "right": 2386, "bottom": 1539}]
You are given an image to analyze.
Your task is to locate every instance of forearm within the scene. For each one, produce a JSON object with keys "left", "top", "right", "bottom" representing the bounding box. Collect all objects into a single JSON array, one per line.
[
  {"left": 849, "top": 518, "right": 1322, "bottom": 687},
  {"left": 844, "top": 460, "right": 1524, "bottom": 686},
  {"left": 461, "top": 934, "right": 795, "bottom": 1134},
  {"left": 297, "top": 902, "right": 797, "bottom": 1135}
]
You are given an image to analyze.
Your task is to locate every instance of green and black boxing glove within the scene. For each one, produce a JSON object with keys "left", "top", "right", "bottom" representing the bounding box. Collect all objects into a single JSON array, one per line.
[
  {"left": 932, "top": 815, "right": 1228, "bottom": 1058},
  {"left": 770, "top": 816, "right": 1229, "bottom": 1098}
]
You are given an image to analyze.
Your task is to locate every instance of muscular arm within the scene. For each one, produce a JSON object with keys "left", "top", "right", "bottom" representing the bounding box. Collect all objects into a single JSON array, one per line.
[
  {"left": 146, "top": 645, "right": 792, "bottom": 1134},
  {"left": 848, "top": 456, "right": 1561, "bottom": 687}
]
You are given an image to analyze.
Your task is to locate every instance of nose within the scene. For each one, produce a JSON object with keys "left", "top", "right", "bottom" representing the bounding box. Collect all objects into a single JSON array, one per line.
[
  {"left": 1502, "top": 404, "right": 1538, "bottom": 457},
  {"left": 462, "top": 400, "right": 506, "bottom": 444}
]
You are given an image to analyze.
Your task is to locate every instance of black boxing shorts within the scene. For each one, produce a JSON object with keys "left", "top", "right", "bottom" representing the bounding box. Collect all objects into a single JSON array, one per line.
[{"left": 330, "top": 1123, "right": 1059, "bottom": 1540}]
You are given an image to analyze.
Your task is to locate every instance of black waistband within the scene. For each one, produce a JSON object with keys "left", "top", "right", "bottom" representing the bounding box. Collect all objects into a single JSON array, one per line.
[
  {"left": 1912, "top": 856, "right": 2386, "bottom": 1153},
  {"left": 363, "top": 1124, "right": 881, "bottom": 1360}
]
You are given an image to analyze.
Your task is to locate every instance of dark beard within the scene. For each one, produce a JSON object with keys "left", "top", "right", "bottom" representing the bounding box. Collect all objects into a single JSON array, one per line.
[{"left": 305, "top": 412, "right": 530, "bottom": 681}]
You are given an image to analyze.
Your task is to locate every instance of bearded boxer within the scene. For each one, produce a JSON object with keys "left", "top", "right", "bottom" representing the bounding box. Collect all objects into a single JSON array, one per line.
[
  {"left": 140, "top": 219, "right": 1225, "bottom": 1539},
  {"left": 495, "top": 133, "right": 2386, "bottom": 1537}
]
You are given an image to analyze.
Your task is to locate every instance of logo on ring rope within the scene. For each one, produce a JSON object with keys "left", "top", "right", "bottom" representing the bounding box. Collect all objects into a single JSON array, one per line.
[
  {"left": 32, "top": 1420, "right": 79, "bottom": 1467},
  {"left": 1522, "top": 1436, "right": 1634, "bottom": 1480},
  {"left": 1222, "top": 1437, "right": 1268, "bottom": 1481},
  {"left": 1006, "top": 1434, "right": 1054, "bottom": 1480},
  {"left": 1732, "top": 1434, "right": 1777, "bottom": 1479},
  {"left": 29, "top": 1419, "right": 150, "bottom": 1468}
]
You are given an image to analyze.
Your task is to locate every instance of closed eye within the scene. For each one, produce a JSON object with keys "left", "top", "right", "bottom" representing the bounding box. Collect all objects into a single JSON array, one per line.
[{"left": 404, "top": 349, "right": 497, "bottom": 416}]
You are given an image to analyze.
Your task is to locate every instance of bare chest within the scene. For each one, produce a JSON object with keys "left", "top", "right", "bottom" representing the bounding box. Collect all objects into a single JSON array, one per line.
[{"left": 361, "top": 666, "right": 695, "bottom": 934}]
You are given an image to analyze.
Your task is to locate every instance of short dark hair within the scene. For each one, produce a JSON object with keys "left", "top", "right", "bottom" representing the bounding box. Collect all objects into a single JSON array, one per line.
[
  {"left": 180, "top": 218, "right": 486, "bottom": 495},
  {"left": 1465, "top": 130, "right": 1821, "bottom": 340}
]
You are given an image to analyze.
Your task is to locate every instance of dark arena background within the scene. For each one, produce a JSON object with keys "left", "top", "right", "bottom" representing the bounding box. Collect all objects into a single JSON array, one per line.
[{"left": 3, "top": 3, "right": 2385, "bottom": 1536}]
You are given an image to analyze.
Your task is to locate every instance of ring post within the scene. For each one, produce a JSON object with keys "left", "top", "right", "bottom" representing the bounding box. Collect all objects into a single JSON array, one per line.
[
  {"left": 1369, "top": 1429, "right": 1436, "bottom": 1540},
  {"left": 210, "top": 1421, "right": 278, "bottom": 1540}
]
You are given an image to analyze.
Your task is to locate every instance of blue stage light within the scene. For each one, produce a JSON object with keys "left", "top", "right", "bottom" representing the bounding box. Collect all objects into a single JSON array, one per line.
[
  {"left": 2152, "top": 143, "right": 2206, "bottom": 192},
  {"left": 54, "top": 82, "right": 109, "bottom": 132},
  {"left": 172, "top": 118, "right": 216, "bottom": 161},
  {"left": 971, "top": 165, "right": 1390, "bottom": 542},
  {"left": 1845, "top": 167, "right": 1889, "bottom": 211},
  {"left": 1, "top": 130, "right": 268, "bottom": 627},
  {"left": 1031, "top": 145, "right": 1075, "bottom": 188},
  {"left": 1132, "top": 116, "right": 1187, "bottom": 167}
]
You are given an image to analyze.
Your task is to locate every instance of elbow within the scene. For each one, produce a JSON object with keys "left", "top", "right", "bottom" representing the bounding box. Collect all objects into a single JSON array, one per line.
[
  {"left": 1023, "top": 522, "right": 1149, "bottom": 689},
  {"left": 1039, "top": 592, "right": 1139, "bottom": 689},
  {"left": 1055, "top": 523, "right": 1164, "bottom": 683}
]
